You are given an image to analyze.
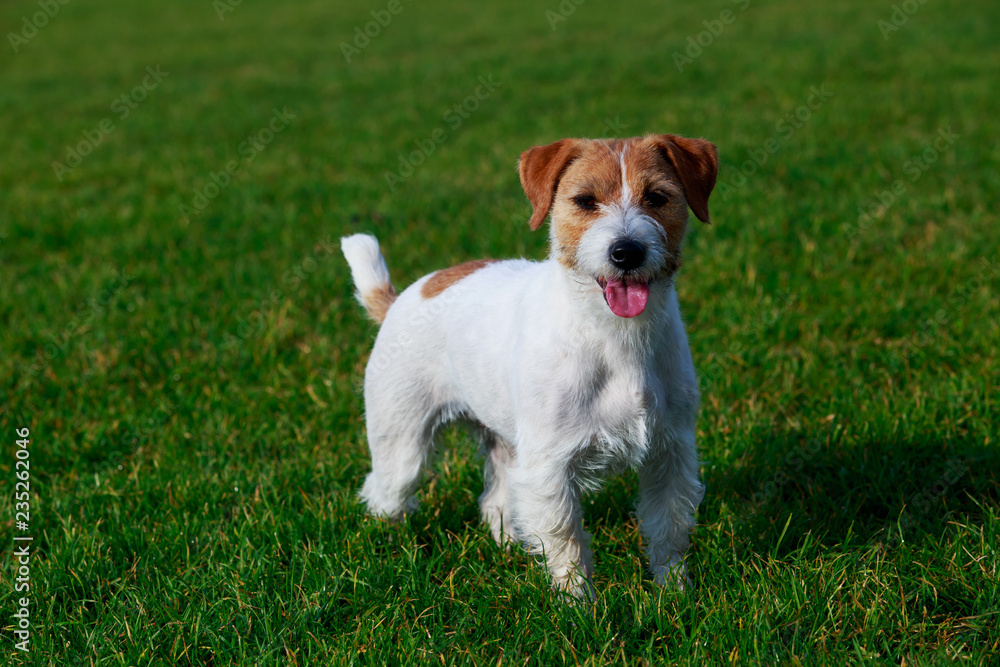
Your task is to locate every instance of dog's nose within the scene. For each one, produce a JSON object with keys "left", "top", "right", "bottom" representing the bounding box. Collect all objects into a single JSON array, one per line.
[{"left": 608, "top": 240, "right": 645, "bottom": 272}]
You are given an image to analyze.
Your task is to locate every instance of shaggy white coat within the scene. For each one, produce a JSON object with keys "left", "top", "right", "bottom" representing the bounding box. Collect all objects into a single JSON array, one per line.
[{"left": 342, "top": 209, "right": 703, "bottom": 597}]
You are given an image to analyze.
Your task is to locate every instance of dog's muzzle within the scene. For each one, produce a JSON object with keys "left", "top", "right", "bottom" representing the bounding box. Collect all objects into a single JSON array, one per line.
[
  {"left": 608, "top": 239, "right": 646, "bottom": 272},
  {"left": 598, "top": 239, "right": 650, "bottom": 318}
]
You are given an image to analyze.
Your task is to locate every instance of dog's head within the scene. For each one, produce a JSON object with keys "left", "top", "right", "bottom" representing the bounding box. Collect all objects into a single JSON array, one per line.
[{"left": 518, "top": 134, "right": 717, "bottom": 318}]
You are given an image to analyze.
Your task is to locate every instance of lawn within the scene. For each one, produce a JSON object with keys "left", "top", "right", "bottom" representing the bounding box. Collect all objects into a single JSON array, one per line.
[{"left": 1, "top": 0, "right": 998, "bottom": 664}]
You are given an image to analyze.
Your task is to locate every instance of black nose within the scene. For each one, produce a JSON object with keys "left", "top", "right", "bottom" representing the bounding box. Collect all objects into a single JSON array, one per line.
[{"left": 608, "top": 239, "right": 645, "bottom": 271}]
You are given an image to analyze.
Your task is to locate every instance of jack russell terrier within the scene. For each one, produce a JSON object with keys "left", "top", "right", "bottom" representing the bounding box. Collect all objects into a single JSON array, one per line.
[{"left": 342, "top": 133, "right": 718, "bottom": 598}]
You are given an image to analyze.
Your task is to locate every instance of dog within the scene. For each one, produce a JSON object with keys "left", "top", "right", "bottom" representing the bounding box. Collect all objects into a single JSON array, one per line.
[{"left": 341, "top": 134, "right": 717, "bottom": 598}]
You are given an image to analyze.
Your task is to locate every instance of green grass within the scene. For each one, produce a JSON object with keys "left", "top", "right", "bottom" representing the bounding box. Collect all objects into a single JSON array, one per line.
[{"left": 2, "top": 0, "right": 999, "bottom": 664}]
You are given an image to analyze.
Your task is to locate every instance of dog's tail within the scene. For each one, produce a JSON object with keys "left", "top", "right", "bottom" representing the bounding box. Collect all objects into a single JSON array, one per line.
[{"left": 341, "top": 234, "right": 397, "bottom": 324}]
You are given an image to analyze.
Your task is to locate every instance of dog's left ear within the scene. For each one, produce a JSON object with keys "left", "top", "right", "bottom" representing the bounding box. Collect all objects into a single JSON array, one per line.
[
  {"left": 652, "top": 134, "right": 718, "bottom": 224},
  {"left": 518, "top": 139, "right": 583, "bottom": 230}
]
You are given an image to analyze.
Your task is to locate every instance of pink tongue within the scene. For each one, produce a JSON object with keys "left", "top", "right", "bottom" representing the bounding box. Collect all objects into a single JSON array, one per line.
[{"left": 603, "top": 279, "right": 649, "bottom": 318}]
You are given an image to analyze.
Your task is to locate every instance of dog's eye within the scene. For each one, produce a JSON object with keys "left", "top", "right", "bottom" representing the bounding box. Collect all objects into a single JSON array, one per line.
[
  {"left": 644, "top": 190, "right": 670, "bottom": 208},
  {"left": 573, "top": 194, "right": 598, "bottom": 211}
]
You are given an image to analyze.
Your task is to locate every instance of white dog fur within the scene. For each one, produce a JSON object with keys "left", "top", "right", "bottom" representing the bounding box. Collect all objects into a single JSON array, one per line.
[{"left": 342, "top": 134, "right": 718, "bottom": 598}]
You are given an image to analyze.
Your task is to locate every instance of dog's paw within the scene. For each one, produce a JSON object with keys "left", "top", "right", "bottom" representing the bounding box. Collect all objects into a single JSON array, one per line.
[
  {"left": 483, "top": 515, "right": 515, "bottom": 548},
  {"left": 651, "top": 561, "right": 693, "bottom": 591},
  {"left": 492, "top": 530, "right": 516, "bottom": 554},
  {"left": 551, "top": 570, "right": 596, "bottom": 604}
]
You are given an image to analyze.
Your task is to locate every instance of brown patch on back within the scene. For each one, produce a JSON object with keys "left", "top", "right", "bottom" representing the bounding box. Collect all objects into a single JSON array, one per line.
[
  {"left": 421, "top": 259, "right": 498, "bottom": 298},
  {"left": 362, "top": 283, "right": 397, "bottom": 323}
]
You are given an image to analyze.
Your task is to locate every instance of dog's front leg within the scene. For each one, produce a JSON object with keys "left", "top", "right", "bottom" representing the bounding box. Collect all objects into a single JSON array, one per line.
[
  {"left": 636, "top": 436, "right": 704, "bottom": 590},
  {"left": 508, "top": 459, "right": 594, "bottom": 599}
]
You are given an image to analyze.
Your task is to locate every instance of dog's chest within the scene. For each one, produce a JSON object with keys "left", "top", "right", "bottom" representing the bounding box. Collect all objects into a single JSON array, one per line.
[{"left": 563, "top": 351, "right": 663, "bottom": 482}]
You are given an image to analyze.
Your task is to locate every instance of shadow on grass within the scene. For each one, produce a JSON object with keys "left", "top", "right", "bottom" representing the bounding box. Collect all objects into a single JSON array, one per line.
[
  {"left": 571, "top": 431, "right": 998, "bottom": 558},
  {"left": 378, "top": 423, "right": 999, "bottom": 566},
  {"left": 706, "top": 431, "right": 999, "bottom": 555}
]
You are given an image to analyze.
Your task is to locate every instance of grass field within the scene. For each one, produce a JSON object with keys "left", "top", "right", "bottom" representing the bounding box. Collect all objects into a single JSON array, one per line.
[{"left": 2, "top": 0, "right": 999, "bottom": 664}]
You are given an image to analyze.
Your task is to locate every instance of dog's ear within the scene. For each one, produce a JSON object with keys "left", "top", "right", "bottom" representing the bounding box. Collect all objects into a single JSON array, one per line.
[
  {"left": 651, "top": 134, "right": 718, "bottom": 224},
  {"left": 518, "top": 139, "right": 583, "bottom": 230}
]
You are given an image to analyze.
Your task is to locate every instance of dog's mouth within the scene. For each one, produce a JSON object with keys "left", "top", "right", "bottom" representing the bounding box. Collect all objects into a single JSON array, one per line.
[{"left": 596, "top": 276, "right": 650, "bottom": 318}]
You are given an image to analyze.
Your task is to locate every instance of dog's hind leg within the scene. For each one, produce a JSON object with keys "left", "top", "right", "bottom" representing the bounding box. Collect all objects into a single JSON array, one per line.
[
  {"left": 358, "top": 381, "right": 438, "bottom": 520},
  {"left": 478, "top": 430, "right": 514, "bottom": 544}
]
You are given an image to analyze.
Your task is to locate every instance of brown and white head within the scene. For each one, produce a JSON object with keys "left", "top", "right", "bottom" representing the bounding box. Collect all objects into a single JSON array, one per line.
[{"left": 518, "top": 134, "right": 718, "bottom": 318}]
